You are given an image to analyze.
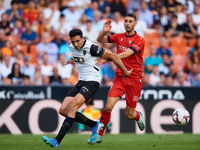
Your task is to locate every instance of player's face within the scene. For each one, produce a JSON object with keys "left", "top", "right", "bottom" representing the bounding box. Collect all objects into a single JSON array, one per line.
[
  {"left": 124, "top": 16, "right": 137, "bottom": 32},
  {"left": 70, "top": 35, "right": 85, "bottom": 50}
]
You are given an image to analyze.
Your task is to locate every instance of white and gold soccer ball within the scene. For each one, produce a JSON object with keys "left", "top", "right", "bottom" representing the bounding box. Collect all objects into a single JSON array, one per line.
[{"left": 172, "top": 108, "right": 190, "bottom": 126}]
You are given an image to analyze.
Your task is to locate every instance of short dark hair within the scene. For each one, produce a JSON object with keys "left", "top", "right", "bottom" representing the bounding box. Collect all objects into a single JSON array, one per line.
[
  {"left": 60, "top": 14, "right": 65, "bottom": 18},
  {"left": 69, "top": 29, "right": 83, "bottom": 38},
  {"left": 11, "top": 0, "right": 18, "bottom": 5},
  {"left": 125, "top": 13, "right": 137, "bottom": 21}
]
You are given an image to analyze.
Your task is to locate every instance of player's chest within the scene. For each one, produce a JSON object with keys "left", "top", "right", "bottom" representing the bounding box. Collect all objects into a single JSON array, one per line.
[
  {"left": 117, "top": 37, "right": 136, "bottom": 52},
  {"left": 72, "top": 49, "right": 91, "bottom": 64}
]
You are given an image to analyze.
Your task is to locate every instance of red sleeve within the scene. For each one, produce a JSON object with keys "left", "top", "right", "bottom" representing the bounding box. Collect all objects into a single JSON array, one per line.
[
  {"left": 22, "top": 10, "right": 28, "bottom": 20},
  {"left": 129, "top": 38, "right": 145, "bottom": 54},
  {"left": 107, "top": 34, "right": 119, "bottom": 43}
]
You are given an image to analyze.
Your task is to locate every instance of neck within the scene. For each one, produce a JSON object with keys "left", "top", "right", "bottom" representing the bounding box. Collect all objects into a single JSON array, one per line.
[{"left": 126, "top": 30, "right": 135, "bottom": 36}]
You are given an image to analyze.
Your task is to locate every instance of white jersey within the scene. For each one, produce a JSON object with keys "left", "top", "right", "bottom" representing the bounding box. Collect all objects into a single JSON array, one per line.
[{"left": 69, "top": 40, "right": 104, "bottom": 83}]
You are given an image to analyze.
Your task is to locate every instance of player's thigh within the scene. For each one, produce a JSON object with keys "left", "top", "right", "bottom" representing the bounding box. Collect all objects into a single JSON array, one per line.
[
  {"left": 105, "top": 96, "right": 121, "bottom": 112},
  {"left": 59, "top": 96, "right": 74, "bottom": 116}
]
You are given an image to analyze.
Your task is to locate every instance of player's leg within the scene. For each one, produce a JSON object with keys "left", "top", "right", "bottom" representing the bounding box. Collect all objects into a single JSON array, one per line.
[{"left": 124, "top": 78, "right": 145, "bottom": 131}]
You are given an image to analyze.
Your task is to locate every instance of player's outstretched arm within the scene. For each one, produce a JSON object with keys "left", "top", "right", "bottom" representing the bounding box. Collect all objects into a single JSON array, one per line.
[
  {"left": 101, "top": 50, "right": 131, "bottom": 77},
  {"left": 97, "top": 20, "right": 112, "bottom": 43}
]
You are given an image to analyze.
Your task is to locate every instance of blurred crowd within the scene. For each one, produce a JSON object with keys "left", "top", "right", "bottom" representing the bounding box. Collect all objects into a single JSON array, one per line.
[{"left": 0, "top": 0, "right": 200, "bottom": 87}]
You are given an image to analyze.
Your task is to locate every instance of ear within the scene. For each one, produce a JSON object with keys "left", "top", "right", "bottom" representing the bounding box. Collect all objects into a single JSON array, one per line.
[{"left": 134, "top": 21, "right": 137, "bottom": 27}]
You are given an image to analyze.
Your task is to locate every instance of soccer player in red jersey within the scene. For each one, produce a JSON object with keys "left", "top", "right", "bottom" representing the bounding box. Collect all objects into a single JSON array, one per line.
[{"left": 87, "top": 13, "right": 145, "bottom": 144}]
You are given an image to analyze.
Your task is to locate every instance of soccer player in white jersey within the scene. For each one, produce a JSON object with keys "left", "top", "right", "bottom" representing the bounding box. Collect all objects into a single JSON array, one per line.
[{"left": 42, "top": 29, "right": 132, "bottom": 148}]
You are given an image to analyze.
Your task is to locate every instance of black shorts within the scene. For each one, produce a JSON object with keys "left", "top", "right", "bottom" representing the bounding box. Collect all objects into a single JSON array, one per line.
[{"left": 67, "top": 80, "right": 100, "bottom": 102}]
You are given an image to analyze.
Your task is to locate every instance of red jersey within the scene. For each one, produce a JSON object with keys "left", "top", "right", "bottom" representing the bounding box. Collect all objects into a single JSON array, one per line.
[{"left": 107, "top": 32, "right": 145, "bottom": 78}]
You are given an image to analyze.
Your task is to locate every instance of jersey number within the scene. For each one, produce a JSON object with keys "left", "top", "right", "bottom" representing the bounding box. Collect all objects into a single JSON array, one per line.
[{"left": 73, "top": 57, "right": 85, "bottom": 63}]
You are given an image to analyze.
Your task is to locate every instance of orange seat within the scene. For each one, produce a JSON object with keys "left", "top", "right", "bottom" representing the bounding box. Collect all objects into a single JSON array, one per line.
[
  {"left": 30, "top": 44, "right": 37, "bottom": 54},
  {"left": 144, "top": 30, "right": 160, "bottom": 39},
  {"left": 143, "top": 47, "right": 150, "bottom": 59},
  {"left": 19, "top": 45, "right": 28, "bottom": 55},
  {"left": 189, "top": 38, "right": 197, "bottom": 48},
  {"left": 10, "top": 36, "right": 19, "bottom": 45},
  {"left": 27, "top": 53, "right": 37, "bottom": 64},
  {"left": 170, "top": 37, "right": 188, "bottom": 56},
  {"left": 173, "top": 55, "right": 187, "bottom": 72}
]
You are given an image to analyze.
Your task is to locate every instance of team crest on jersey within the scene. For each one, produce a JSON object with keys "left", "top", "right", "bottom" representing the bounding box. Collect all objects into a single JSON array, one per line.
[
  {"left": 83, "top": 50, "right": 87, "bottom": 55},
  {"left": 129, "top": 40, "right": 132, "bottom": 45}
]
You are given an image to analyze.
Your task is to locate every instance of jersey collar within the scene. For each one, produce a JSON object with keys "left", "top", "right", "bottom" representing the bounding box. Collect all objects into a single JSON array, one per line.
[
  {"left": 125, "top": 31, "right": 137, "bottom": 37},
  {"left": 80, "top": 39, "right": 87, "bottom": 49}
]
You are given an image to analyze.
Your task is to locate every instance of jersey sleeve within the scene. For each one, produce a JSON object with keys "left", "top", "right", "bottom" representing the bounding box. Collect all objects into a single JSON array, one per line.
[
  {"left": 129, "top": 38, "right": 145, "bottom": 54},
  {"left": 107, "top": 34, "right": 119, "bottom": 43},
  {"left": 90, "top": 44, "right": 105, "bottom": 57}
]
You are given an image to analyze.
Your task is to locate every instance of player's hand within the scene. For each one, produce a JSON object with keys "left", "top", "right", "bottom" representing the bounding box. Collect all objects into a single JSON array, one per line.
[
  {"left": 123, "top": 68, "right": 133, "bottom": 80},
  {"left": 95, "top": 58, "right": 108, "bottom": 65},
  {"left": 65, "top": 58, "right": 73, "bottom": 65},
  {"left": 103, "top": 20, "right": 112, "bottom": 34}
]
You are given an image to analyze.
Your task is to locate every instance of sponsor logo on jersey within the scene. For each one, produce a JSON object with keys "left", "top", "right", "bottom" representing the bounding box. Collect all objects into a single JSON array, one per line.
[
  {"left": 132, "top": 44, "right": 140, "bottom": 49},
  {"left": 97, "top": 46, "right": 102, "bottom": 54},
  {"left": 83, "top": 50, "right": 87, "bottom": 56},
  {"left": 119, "top": 45, "right": 128, "bottom": 52},
  {"left": 133, "top": 96, "right": 139, "bottom": 101}
]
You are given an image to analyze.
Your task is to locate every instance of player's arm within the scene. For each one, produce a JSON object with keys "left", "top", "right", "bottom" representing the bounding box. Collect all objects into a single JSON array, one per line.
[
  {"left": 90, "top": 44, "right": 131, "bottom": 77},
  {"left": 97, "top": 20, "right": 112, "bottom": 43}
]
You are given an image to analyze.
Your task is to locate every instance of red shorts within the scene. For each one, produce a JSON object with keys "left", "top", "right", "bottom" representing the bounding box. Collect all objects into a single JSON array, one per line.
[{"left": 108, "top": 76, "right": 143, "bottom": 108}]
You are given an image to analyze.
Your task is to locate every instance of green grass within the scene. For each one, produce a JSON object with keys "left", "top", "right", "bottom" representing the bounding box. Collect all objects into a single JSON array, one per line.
[{"left": 0, "top": 133, "right": 200, "bottom": 150}]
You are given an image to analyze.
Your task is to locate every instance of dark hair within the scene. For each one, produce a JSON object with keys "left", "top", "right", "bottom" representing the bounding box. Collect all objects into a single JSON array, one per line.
[
  {"left": 125, "top": 13, "right": 137, "bottom": 21},
  {"left": 69, "top": 29, "right": 83, "bottom": 38},
  {"left": 23, "top": 75, "right": 30, "bottom": 79},
  {"left": 10, "top": 63, "right": 23, "bottom": 76},
  {"left": 11, "top": 0, "right": 18, "bottom": 5},
  {"left": 60, "top": 14, "right": 65, "bottom": 18},
  {"left": 86, "top": 19, "right": 92, "bottom": 23}
]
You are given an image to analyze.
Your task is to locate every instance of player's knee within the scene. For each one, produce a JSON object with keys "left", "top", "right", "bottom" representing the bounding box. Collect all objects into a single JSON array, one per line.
[
  {"left": 104, "top": 104, "right": 113, "bottom": 112},
  {"left": 125, "top": 112, "right": 133, "bottom": 120}
]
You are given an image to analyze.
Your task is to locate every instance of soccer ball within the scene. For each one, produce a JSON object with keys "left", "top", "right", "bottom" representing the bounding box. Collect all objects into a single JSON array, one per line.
[{"left": 172, "top": 108, "right": 190, "bottom": 126}]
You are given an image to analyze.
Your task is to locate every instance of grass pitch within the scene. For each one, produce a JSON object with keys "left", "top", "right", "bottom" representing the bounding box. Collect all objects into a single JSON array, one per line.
[{"left": 0, "top": 133, "right": 200, "bottom": 150}]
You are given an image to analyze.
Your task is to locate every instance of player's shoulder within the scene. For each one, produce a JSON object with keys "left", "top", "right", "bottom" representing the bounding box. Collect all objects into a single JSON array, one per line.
[{"left": 135, "top": 33, "right": 145, "bottom": 43}]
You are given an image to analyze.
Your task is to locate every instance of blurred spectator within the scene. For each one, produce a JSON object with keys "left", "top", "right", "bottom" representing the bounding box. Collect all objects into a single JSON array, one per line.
[
  {"left": 52, "top": 14, "right": 72, "bottom": 35},
  {"left": 62, "top": 1, "right": 81, "bottom": 28},
  {"left": 0, "top": 0, "right": 5, "bottom": 22},
  {"left": 110, "top": 0, "right": 126, "bottom": 16},
  {"left": 42, "top": 75, "right": 50, "bottom": 85},
  {"left": 20, "top": 56, "right": 35, "bottom": 82},
  {"left": 139, "top": 1, "right": 153, "bottom": 28},
  {"left": 14, "top": 51, "right": 24, "bottom": 66},
  {"left": 149, "top": 65, "right": 160, "bottom": 86},
  {"left": 57, "top": 54, "right": 73, "bottom": 79},
  {"left": 52, "top": 30, "right": 66, "bottom": 48},
  {"left": 158, "top": 54, "right": 170, "bottom": 75},
  {"left": 127, "top": 0, "right": 141, "bottom": 13},
  {"left": 174, "top": 2, "right": 186, "bottom": 25},
  {"left": 156, "top": 37, "right": 173, "bottom": 59},
  {"left": 33, "top": 63, "right": 42, "bottom": 85},
  {"left": 155, "top": 6, "right": 169, "bottom": 30},
  {"left": 0, "top": 55, "right": 12, "bottom": 79},
  {"left": 0, "top": 29, "right": 5, "bottom": 48},
  {"left": 32, "top": 12, "right": 51, "bottom": 40},
  {"left": 92, "top": 10, "right": 103, "bottom": 32},
  {"left": 20, "top": 21, "right": 39, "bottom": 45},
  {"left": 43, "top": 0, "right": 60, "bottom": 27},
  {"left": 191, "top": 5, "right": 200, "bottom": 31},
  {"left": 165, "top": 0, "right": 176, "bottom": 14},
  {"left": 165, "top": 76, "right": 174, "bottom": 86},
  {"left": 186, "top": 63, "right": 200, "bottom": 86},
  {"left": 37, "top": 32, "right": 58, "bottom": 64},
  {"left": 1, "top": 40, "right": 13, "bottom": 57},
  {"left": 41, "top": 53, "right": 53, "bottom": 76},
  {"left": 7, "top": 62, "right": 24, "bottom": 85},
  {"left": 143, "top": 73, "right": 149, "bottom": 86},
  {"left": 12, "top": 19, "right": 24, "bottom": 36},
  {"left": 110, "top": 11, "right": 125, "bottom": 34},
  {"left": 18, "top": 0, "right": 29, "bottom": 10},
  {"left": 185, "top": 0, "right": 194, "bottom": 15},
  {"left": 164, "top": 15, "right": 183, "bottom": 39},
  {"left": 133, "top": 9, "right": 147, "bottom": 37},
  {"left": 144, "top": 45, "right": 162, "bottom": 74},
  {"left": 3, "top": 0, "right": 12, "bottom": 11},
  {"left": 68, "top": 66, "right": 78, "bottom": 85},
  {"left": 50, "top": 66, "right": 62, "bottom": 85},
  {"left": 58, "top": 35, "right": 71, "bottom": 61},
  {"left": 81, "top": 20, "right": 98, "bottom": 43},
  {"left": 102, "top": 61, "right": 116, "bottom": 86},
  {"left": 0, "top": 13, "right": 12, "bottom": 35},
  {"left": 174, "top": 71, "right": 191, "bottom": 86},
  {"left": 79, "top": 14, "right": 89, "bottom": 30},
  {"left": 84, "top": 1, "right": 99, "bottom": 21},
  {"left": 3, "top": 77, "right": 12, "bottom": 85},
  {"left": 22, "top": 75, "right": 31, "bottom": 85},
  {"left": 182, "top": 14, "right": 197, "bottom": 39},
  {"left": 22, "top": 0, "right": 39, "bottom": 24},
  {"left": 188, "top": 37, "right": 200, "bottom": 57},
  {"left": 74, "top": 0, "right": 91, "bottom": 13},
  {"left": 37, "top": 0, "right": 48, "bottom": 12},
  {"left": 6, "top": 0, "right": 22, "bottom": 24},
  {"left": 157, "top": 72, "right": 166, "bottom": 86},
  {"left": 166, "top": 62, "right": 177, "bottom": 79},
  {"left": 98, "top": 0, "right": 110, "bottom": 15},
  {"left": 187, "top": 50, "right": 200, "bottom": 71}
]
